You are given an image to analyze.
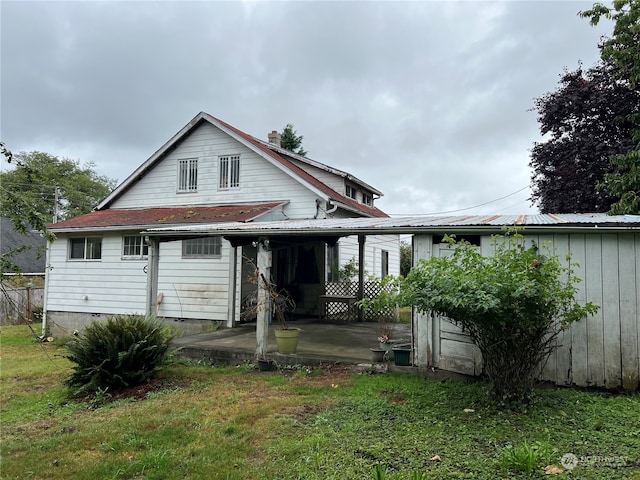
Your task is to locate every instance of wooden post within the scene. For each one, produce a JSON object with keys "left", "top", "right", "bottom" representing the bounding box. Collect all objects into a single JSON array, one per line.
[
  {"left": 358, "top": 234, "right": 365, "bottom": 321},
  {"left": 256, "top": 240, "right": 272, "bottom": 358},
  {"left": 145, "top": 237, "right": 160, "bottom": 318}
]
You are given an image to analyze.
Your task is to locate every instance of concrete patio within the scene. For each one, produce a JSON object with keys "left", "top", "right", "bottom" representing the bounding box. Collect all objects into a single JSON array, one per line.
[{"left": 171, "top": 319, "right": 413, "bottom": 367}]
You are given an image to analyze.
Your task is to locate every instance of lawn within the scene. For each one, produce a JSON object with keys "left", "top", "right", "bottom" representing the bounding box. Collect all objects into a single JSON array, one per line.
[{"left": 1, "top": 324, "right": 639, "bottom": 480}]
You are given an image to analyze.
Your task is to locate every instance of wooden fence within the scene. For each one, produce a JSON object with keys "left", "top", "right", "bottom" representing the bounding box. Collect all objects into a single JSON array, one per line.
[{"left": 0, "top": 285, "right": 44, "bottom": 325}]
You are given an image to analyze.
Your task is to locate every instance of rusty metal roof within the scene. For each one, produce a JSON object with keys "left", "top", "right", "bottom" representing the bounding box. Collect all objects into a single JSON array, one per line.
[
  {"left": 145, "top": 213, "right": 640, "bottom": 238},
  {"left": 49, "top": 203, "right": 286, "bottom": 232}
]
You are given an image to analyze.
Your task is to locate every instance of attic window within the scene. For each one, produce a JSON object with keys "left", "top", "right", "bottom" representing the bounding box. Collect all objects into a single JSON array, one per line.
[
  {"left": 362, "top": 193, "right": 373, "bottom": 206},
  {"left": 345, "top": 184, "right": 357, "bottom": 200},
  {"left": 219, "top": 155, "right": 240, "bottom": 190},
  {"left": 178, "top": 158, "right": 198, "bottom": 192}
]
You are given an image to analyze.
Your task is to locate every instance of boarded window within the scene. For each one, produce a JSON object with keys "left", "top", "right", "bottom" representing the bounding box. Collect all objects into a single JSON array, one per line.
[
  {"left": 219, "top": 155, "right": 240, "bottom": 189},
  {"left": 178, "top": 158, "right": 198, "bottom": 192},
  {"left": 123, "top": 235, "right": 148, "bottom": 258},
  {"left": 182, "top": 237, "right": 222, "bottom": 257},
  {"left": 69, "top": 237, "right": 102, "bottom": 260}
]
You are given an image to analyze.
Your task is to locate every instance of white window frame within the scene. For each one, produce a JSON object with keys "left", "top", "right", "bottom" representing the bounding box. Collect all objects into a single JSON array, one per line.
[
  {"left": 182, "top": 237, "right": 222, "bottom": 258},
  {"left": 218, "top": 155, "right": 240, "bottom": 190},
  {"left": 177, "top": 158, "right": 198, "bottom": 193},
  {"left": 362, "top": 193, "right": 373, "bottom": 206},
  {"left": 122, "top": 235, "right": 148, "bottom": 259},
  {"left": 69, "top": 237, "right": 102, "bottom": 261},
  {"left": 345, "top": 184, "right": 357, "bottom": 200},
  {"left": 381, "top": 250, "right": 389, "bottom": 279}
]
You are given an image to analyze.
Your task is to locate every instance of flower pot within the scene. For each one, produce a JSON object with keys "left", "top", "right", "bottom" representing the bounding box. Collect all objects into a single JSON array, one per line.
[
  {"left": 392, "top": 346, "right": 411, "bottom": 366},
  {"left": 274, "top": 328, "right": 301, "bottom": 354},
  {"left": 258, "top": 359, "right": 275, "bottom": 371},
  {"left": 379, "top": 342, "right": 394, "bottom": 360},
  {"left": 370, "top": 348, "right": 387, "bottom": 362}
]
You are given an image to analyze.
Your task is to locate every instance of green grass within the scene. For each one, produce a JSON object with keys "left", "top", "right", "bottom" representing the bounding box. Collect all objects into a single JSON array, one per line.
[{"left": 1, "top": 324, "right": 639, "bottom": 479}]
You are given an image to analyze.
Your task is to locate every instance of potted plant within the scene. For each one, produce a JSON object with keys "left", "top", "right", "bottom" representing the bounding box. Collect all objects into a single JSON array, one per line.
[
  {"left": 257, "top": 357, "right": 275, "bottom": 371},
  {"left": 260, "top": 274, "right": 300, "bottom": 354}
]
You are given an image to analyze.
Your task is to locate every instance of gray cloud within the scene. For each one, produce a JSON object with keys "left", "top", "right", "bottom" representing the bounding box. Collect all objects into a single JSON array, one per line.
[{"left": 1, "top": 1, "right": 612, "bottom": 215}]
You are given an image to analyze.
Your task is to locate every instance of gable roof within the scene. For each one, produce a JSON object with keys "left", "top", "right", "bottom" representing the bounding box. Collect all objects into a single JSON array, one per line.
[
  {"left": 48, "top": 203, "right": 286, "bottom": 233},
  {"left": 98, "top": 112, "right": 388, "bottom": 218}
]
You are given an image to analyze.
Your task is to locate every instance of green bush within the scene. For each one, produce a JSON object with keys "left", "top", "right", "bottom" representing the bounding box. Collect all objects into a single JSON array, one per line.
[
  {"left": 392, "top": 231, "right": 599, "bottom": 403},
  {"left": 65, "top": 314, "right": 174, "bottom": 394}
]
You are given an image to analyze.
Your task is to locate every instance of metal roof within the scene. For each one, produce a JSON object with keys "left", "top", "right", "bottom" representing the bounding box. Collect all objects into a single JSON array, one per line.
[{"left": 144, "top": 213, "right": 640, "bottom": 238}]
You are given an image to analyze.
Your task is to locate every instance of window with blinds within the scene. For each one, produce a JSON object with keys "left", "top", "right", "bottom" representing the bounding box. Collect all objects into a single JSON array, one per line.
[
  {"left": 177, "top": 158, "right": 198, "bottom": 192},
  {"left": 219, "top": 155, "right": 240, "bottom": 190}
]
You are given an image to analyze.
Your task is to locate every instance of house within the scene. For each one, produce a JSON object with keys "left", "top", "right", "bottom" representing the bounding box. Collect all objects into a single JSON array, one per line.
[
  {"left": 143, "top": 214, "right": 640, "bottom": 390},
  {"left": 44, "top": 112, "right": 400, "bottom": 337},
  {"left": 1, "top": 216, "right": 47, "bottom": 277}
]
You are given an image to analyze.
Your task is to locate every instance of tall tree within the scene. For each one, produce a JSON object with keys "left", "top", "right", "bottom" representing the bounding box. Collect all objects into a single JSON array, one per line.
[
  {"left": 581, "top": 0, "right": 640, "bottom": 214},
  {"left": 1, "top": 151, "right": 117, "bottom": 226},
  {"left": 529, "top": 62, "right": 640, "bottom": 212},
  {"left": 280, "top": 123, "right": 307, "bottom": 156}
]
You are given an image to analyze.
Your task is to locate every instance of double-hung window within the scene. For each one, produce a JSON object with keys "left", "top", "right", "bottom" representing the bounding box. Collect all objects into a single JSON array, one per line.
[
  {"left": 182, "top": 237, "right": 222, "bottom": 258},
  {"left": 122, "top": 235, "right": 148, "bottom": 259},
  {"left": 345, "top": 184, "right": 357, "bottom": 200},
  {"left": 219, "top": 155, "right": 240, "bottom": 190},
  {"left": 69, "top": 237, "right": 102, "bottom": 260},
  {"left": 178, "top": 158, "right": 198, "bottom": 192},
  {"left": 362, "top": 193, "right": 373, "bottom": 206}
]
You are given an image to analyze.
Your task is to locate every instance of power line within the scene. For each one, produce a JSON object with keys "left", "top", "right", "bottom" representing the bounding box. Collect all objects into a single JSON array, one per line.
[{"left": 388, "top": 185, "right": 531, "bottom": 216}]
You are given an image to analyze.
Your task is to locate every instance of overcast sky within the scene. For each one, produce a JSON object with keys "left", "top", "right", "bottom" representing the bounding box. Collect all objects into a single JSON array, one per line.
[{"left": 1, "top": 1, "right": 612, "bottom": 216}]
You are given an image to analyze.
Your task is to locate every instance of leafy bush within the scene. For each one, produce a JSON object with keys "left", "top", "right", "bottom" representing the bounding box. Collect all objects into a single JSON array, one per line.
[
  {"left": 65, "top": 314, "right": 174, "bottom": 394},
  {"left": 395, "top": 231, "right": 599, "bottom": 403}
]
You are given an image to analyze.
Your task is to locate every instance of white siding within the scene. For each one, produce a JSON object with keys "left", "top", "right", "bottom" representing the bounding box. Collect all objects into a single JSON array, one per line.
[
  {"left": 336, "top": 234, "right": 400, "bottom": 279},
  {"left": 289, "top": 158, "right": 345, "bottom": 193},
  {"left": 413, "top": 232, "right": 640, "bottom": 390},
  {"left": 111, "top": 123, "right": 318, "bottom": 219}
]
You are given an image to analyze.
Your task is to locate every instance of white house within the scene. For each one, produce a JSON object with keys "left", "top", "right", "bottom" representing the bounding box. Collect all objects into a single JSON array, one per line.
[{"left": 44, "top": 112, "right": 400, "bottom": 336}]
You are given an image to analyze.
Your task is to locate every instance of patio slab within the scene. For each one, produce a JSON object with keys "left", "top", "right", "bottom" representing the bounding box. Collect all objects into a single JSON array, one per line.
[{"left": 171, "top": 319, "right": 412, "bottom": 367}]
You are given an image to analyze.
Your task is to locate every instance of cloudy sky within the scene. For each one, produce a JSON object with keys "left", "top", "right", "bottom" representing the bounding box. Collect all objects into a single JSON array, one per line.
[{"left": 1, "top": 1, "right": 612, "bottom": 216}]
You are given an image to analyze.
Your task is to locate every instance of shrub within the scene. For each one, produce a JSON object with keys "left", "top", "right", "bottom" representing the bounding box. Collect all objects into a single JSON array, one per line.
[
  {"left": 396, "top": 231, "right": 599, "bottom": 403},
  {"left": 65, "top": 314, "right": 174, "bottom": 394}
]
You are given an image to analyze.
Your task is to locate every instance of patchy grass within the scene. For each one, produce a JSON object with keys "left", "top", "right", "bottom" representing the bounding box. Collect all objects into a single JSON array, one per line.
[{"left": 1, "top": 324, "right": 639, "bottom": 479}]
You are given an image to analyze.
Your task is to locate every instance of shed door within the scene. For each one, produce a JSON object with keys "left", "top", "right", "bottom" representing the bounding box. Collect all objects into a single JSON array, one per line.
[{"left": 432, "top": 243, "right": 483, "bottom": 376}]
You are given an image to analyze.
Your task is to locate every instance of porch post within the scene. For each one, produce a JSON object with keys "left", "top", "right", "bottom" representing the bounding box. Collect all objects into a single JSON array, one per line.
[
  {"left": 358, "top": 234, "right": 365, "bottom": 321},
  {"left": 256, "top": 240, "right": 272, "bottom": 358},
  {"left": 227, "top": 245, "right": 238, "bottom": 328},
  {"left": 145, "top": 236, "right": 160, "bottom": 318}
]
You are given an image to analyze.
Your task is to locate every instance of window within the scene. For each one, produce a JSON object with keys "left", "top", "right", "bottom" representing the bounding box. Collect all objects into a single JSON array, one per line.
[
  {"left": 69, "top": 237, "right": 102, "bottom": 260},
  {"left": 362, "top": 193, "right": 373, "bottom": 206},
  {"left": 345, "top": 184, "right": 357, "bottom": 199},
  {"left": 381, "top": 250, "right": 389, "bottom": 279},
  {"left": 219, "top": 155, "right": 240, "bottom": 189},
  {"left": 178, "top": 158, "right": 198, "bottom": 192},
  {"left": 182, "top": 237, "right": 222, "bottom": 257},
  {"left": 123, "top": 235, "right": 148, "bottom": 259},
  {"left": 326, "top": 243, "right": 340, "bottom": 282}
]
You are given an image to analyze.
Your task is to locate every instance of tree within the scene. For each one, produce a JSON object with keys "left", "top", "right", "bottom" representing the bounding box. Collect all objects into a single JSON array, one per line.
[
  {"left": 530, "top": 62, "right": 640, "bottom": 213},
  {"left": 1, "top": 151, "right": 117, "bottom": 225},
  {"left": 393, "top": 232, "right": 597, "bottom": 403},
  {"left": 580, "top": 0, "right": 640, "bottom": 214},
  {"left": 280, "top": 123, "right": 307, "bottom": 156},
  {"left": 399, "top": 240, "right": 412, "bottom": 277}
]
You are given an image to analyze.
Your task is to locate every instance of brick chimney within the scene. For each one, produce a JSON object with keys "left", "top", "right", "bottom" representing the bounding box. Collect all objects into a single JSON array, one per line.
[{"left": 267, "top": 130, "right": 281, "bottom": 147}]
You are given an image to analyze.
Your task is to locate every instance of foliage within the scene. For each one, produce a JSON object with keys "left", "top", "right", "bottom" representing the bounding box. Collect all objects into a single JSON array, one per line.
[
  {"left": 529, "top": 61, "right": 640, "bottom": 212},
  {"left": 2, "top": 333, "right": 639, "bottom": 480},
  {"left": 395, "top": 232, "right": 598, "bottom": 403},
  {"left": 64, "top": 314, "right": 174, "bottom": 394},
  {"left": 399, "top": 240, "right": 412, "bottom": 277},
  {"left": 338, "top": 256, "right": 360, "bottom": 282},
  {"left": 280, "top": 123, "right": 308, "bottom": 156},
  {"left": 580, "top": 0, "right": 640, "bottom": 214},
  {"left": 0, "top": 151, "right": 117, "bottom": 223}
]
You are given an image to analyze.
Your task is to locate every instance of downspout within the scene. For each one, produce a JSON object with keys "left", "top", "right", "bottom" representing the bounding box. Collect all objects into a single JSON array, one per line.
[
  {"left": 358, "top": 234, "right": 365, "bottom": 321},
  {"left": 325, "top": 201, "right": 338, "bottom": 214},
  {"left": 41, "top": 238, "right": 52, "bottom": 337}
]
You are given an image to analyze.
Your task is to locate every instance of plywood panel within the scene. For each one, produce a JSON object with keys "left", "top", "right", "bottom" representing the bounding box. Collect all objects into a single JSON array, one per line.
[
  {"left": 619, "top": 234, "right": 639, "bottom": 390},
  {"left": 584, "top": 235, "right": 605, "bottom": 386},
  {"left": 569, "top": 234, "right": 588, "bottom": 386},
  {"left": 601, "top": 235, "right": 622, "bottom": 387}
]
